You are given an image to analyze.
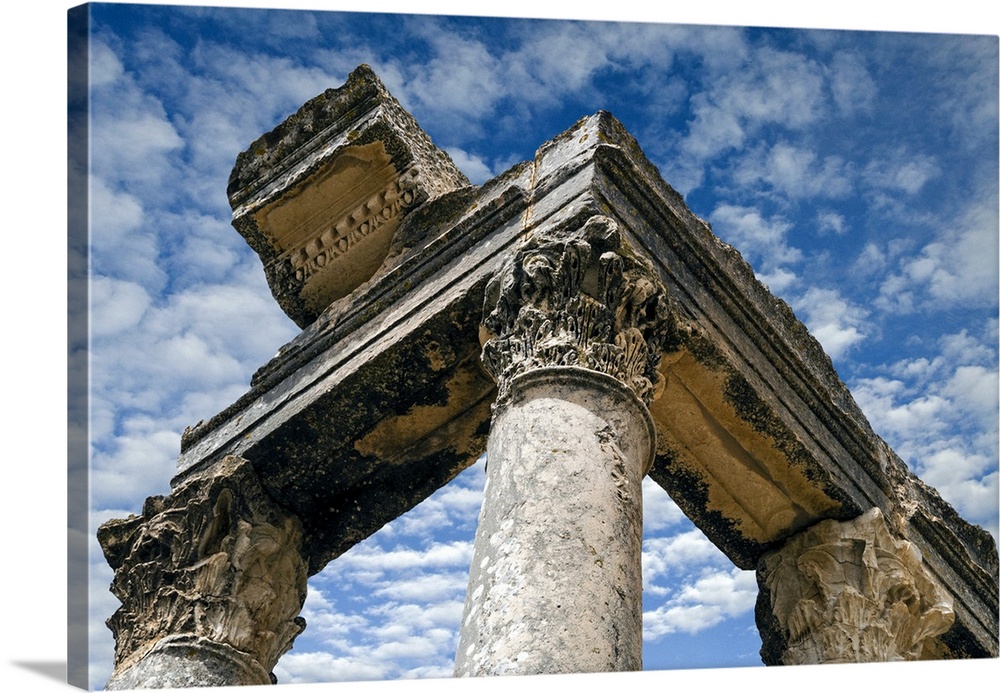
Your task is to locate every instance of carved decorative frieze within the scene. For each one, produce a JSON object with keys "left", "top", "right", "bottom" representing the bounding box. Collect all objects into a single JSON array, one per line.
[
  {"left": 285, "top": 172, "right": 420, "bottom": 286},
  {"left": 228, "top": 65, "right": 471, "bottom": 328},
  {"left": 481, "top": 215, "right": 674, "bottom": 405},
  {"left": 97, "top": 456, "right": 308, "bottom": 683},
  {"left": 756, "top": 507, "right": 955, "bottom": 664}
]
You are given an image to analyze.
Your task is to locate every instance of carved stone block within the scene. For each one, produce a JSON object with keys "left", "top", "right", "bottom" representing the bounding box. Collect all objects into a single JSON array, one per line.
[
  {"left": 756, "top": 507, "right": 955, "bottom": 664},
  {"left": 98, "top": 456, "right": 308, "bottom": 687},
  {"left": 227, "top": 64, "right": 470, "bottom": 327}
]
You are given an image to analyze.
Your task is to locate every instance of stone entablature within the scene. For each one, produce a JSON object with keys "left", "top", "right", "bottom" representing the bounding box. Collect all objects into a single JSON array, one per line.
[
  {"left": 227, "top": 64, "right": 469, "bottom": 328},
  {"left": 183, "top": 99, "right": 996, "bottom": 657}
]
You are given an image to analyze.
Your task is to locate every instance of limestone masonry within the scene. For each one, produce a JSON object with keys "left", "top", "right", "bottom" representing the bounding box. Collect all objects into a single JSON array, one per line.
[{"left": 99, "top": 64, "right": 999, "bottom": 687}]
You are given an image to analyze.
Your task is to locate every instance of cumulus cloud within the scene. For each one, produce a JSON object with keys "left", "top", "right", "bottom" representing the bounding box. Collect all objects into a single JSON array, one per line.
[
  {"left": 443, "top": 147, "right": 499, "bottom": 185},
  {"left": 396, "top": 22, "right": 505, "bottom": 129},
  {"left": 792, "top": 286, "right": 869, "bottom": 360},
  {"left": 89, "top": 179, "right": 166, "bottom": 291},
  {"left": 327, "top": 541, "right": 474, "bottom": 580},
  {"left": 682, "top": 46, "right": 826, "bottom": 163},
  {"left": 827, "top": 50, "right": 877, "bottom": 117},
  {"left": 709, "top": 204, "right": 802, "bottom": 273},
  {"left": 644, "top": 568, "right": 758, "bottom": 639},
  {"left": 643, "top": 478, "right": 688, "bottom": 532},
  {"left": 850, "top": 325, "right": 998, "bottom": 532},
  {"left": 643, "top": 529, "right": 732, "bottom": 593},
  {"left": 817, "top": 211, "right": 847, "bottom": 235},
  {"left": 89, "top": 41, "right": 185, "bottom": 196},
  {"left": 274, "top": 651, "right": 389, "bottom": 684},
  {"left": 90, "top": 277, "right": 151, "bottom": 338},
  {"left": 732, "top": 143, "right": 852, "bottom": 199},
  {"left": 863, "top": 150, "right": 941, "bottom": 196},
  {"left": 90, "top": 427, "right": 181, "bottom": 509},
  {"left": 374, "top": 572, "right": 469, "bottom": 602},
  {"left": 876, "top": 190, "right": 999, "bottom": 313}
]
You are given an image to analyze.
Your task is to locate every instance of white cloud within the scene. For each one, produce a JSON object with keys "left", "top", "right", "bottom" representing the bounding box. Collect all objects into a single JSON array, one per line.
[
  {"left": 792, "top": 286, "right": 869, "bottom": 360},
  {"left": 943, "top": 365, "right": 1000, "bottom": 434},
  {"left": 371, "top": 602, "right": 464, "bottom": 635},
  {"left": 828, "top": 50, "right": 877, "bottom": 117},
  {"left": 733, "top": 143, "right": 852, "bottom": 199},
  {"left": 921, "top": 34, "right": 1000, "bottom": 149},
  {"left": 90, "top": 59, "right": 184, "bottom": 193},
  {"left": 644, "top": 567, "right": 757, "bottom": 639},
  {"left": 442, "top": 147, "right": 495, "bottom": 186},
  {"left": 682, "top": 46, "right": 826, "bottom": 163},
  {"left": 709, "top": 204, "right": 802, "bottom": 276},
  {"left": 910, "top": 205, "right": 998, "bottom": 307},
  {"left": 757, "top": 267, "right": 799, "bottom": 294},
  {"left": 864, "top": 150, "right": 941, "bottom": 196},
  {"left": 403, "top": 27, "right": 504, "bottom": 123},
  {"left": 274, "top": 651, "right": 389, "bottom": 684},
  {"left": 507, "top": 23, "right": 613, "bottom": 99},
  {"left": 89, "top": 37, "right": 125, "bottom": 87},
  {"left": 90, "top": 277, "right": 151, "bottom": 338},
  {"left": 642, "top": 478, "right": 688, "bottom": 532},
  {"left": 299, "top": 588, "right": 370, "bottom": 637},
  {"left": 817, "top": 210, "right": 847, "bottom": 235},
  {"left": 643, "top": 529, "right": 730, "bottom": 590},
  {"left": 90, "top": 428, "right": 181, "bottom": 510},
  {"left": 89, "top": 179, "right": 166, "bottom": 291},
  {"left": 853, "top": 241, "right": 886, "bottom": 278},
  {"left": 331, "top": 541, "right": 475, "bottom": 576},
  {"left": 146, "top": 281, "right": 296, "bottom": 366},
  {"left": 876, "top": 191, "right": 999, "bottom": 314},
  {"left": 850, "top": 326, "right": 998, "bottom": 531},
  {"left": 89, "top": 176, "right": 144, "bottom": 240},
  {"left": 374, "top": 572, "right": 469, "bottom": 602}
]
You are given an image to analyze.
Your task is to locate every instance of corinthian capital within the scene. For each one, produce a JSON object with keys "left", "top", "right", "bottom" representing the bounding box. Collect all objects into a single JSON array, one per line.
[
  {"left": 98, "top": 456, "right": 308, "bottom": 686},
  {"left": 481, "top": 215, "right": 674, "bottom": 404},
  {"left": 756, "top": 507, "right": 955, "bottom": 665}
]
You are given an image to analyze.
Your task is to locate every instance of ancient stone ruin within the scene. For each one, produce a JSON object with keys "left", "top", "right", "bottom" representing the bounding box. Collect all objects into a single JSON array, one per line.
[{"left": 98, "top": 64, "right": 999, "bottom": 688}]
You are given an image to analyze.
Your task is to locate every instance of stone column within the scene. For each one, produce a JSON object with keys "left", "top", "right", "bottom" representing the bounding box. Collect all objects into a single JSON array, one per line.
[
  {"left": 454, "top": 215, "right": 674, "bottom": 676},
  {"left": 755, "top": 507, "right": 955, "bottom": 665},
  {"left": 98, "top": 456, "right": 309, "bottom": 688}
]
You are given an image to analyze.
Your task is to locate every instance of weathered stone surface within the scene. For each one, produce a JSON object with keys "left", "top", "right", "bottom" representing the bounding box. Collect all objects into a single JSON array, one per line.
[
  {"left": 454, "top": 213, "right": 670, "bottom": 676},
  {"left": 114, "top": 67, "right": 996, "bottom": 680},
  {"left": 98, "top": 456, "right": 308, "bottom": 688},
  {"left": 103, "top": 636, "right": 272, "bottom": 690},
  {"left": 479, "top": 214, "right": 675, "bottom": 405},
  {"left": 756, "top": 507, "right": 955, "bottom": 665},
  {"left": 454, "top": 367, "right": 654, "bottom": 676},
  {"left": 228, "top": 64, "right": 470, "bottom": 327}
]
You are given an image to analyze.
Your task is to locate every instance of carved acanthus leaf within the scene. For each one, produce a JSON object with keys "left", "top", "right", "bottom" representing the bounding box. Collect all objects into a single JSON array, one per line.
[
  {"left": 97, "top": 456, "right": 308, "bottom": 676},
  {"left": 757, "top": 507, "right": 955, "bottom": 665},
  {"left": 481, "top": 215, "right": 674, "bottom": 404}
]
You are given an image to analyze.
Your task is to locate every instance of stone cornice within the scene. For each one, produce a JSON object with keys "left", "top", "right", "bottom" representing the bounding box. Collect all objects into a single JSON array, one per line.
[{"left": 227, "top": 64, "right": 471, "bottom": 328}]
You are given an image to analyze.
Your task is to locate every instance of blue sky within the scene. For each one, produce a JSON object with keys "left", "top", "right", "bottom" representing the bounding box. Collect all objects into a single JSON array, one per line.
[{"left": 62, "top": 0, "right": 999, "bottom": 689}]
